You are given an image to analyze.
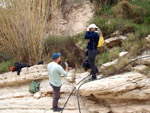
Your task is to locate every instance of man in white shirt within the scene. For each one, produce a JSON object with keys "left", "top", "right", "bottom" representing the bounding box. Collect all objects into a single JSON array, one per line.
[{"left": 47, "top": 53, "right": 68, "bottom": 112}]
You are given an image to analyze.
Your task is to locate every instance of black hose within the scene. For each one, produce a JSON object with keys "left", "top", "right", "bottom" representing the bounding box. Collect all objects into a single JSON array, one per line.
[
  {"left": 77, "top": 56, "right": 150, "bottom": 113},
  {"left": 61, "top": 74, "right": 90, "bottom": 113},
  {"left": 110, "top": 56, "right": 150, "bottom": 75}
]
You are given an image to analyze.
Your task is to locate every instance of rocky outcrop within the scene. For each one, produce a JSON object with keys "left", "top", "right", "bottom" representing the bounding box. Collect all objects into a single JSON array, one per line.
[
  {"left": 79, "top": 72, "right": 150, "bottom": 113},
  {"left": 105, "top": 35, "right": 127, "bottom": 48},
  {"left": 0, "top": 65, "right": 48, "bottom": 86},
  {"left": 0, "top": 60, "right": 150, "bottom": 113},
  {"left": 0, "top": 65, "right": 88, "bottom": 113}
]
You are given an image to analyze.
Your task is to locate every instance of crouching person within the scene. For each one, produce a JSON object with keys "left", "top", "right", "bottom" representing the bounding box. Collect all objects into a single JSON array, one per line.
[{"left": 47, "top": 53, "right": 69, "bottom": 112}]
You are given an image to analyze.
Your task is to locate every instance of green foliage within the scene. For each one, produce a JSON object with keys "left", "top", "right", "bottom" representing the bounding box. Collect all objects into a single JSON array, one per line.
[
  {"left": 130, "top": 0, "right": 150, "bottom": 16},
  {"left": 144, "top": 17, "right": 150, "bottom": 25},
  {"left": 74, "top": 0, "right": 82, "bottom": 4},
  {"left": 0, "top": 52, "right": 12, "bottom": 62},
  {"left": 43, "top": 36, "right": 85, "bottom": 68},
  {"left": 122, "top": 31, "right": 149, "bottom": 57},
  {"left": 75, "top": 32, "right": 87, "bottom": 50},
  {"left": 96, "top": 51, "right": 110, "bottom": 66},
  {"left": 90, "top": 0, "right": 150, "bottom": 71},
  {"left": 108, "top": 47, "right": 120, "bottom": 61},
  {"left": 112, "top": 1, "right": 146, "bottom": 24},
  {"left": 101, "top": 57, "right": 132, "bottom": 76},
  {"left": 90, "top": 17, "right": 117, "bottom": 38},
  {"left": 0, "top": 60, "right": 16, "bottom": 74},
  {"left": 112, "top": 1, "right": 133, "bottom": 18}
]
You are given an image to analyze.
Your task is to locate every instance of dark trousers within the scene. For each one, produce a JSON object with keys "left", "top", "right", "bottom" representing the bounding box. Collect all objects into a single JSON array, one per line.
[
  {"left": 50, "top": 83, "right": 61, "bottom": 108},
  {"left": 88, "top": 49, "right": 98, "bottom": 79}
]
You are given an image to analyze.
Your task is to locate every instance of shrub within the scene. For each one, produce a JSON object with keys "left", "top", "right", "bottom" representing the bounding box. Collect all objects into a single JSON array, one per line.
[
  {"left": 0, "top": 0, "right": 50, "bottom": 65},
  {"left": 43, "top": 36, "right": 85, "bottom": 68},
  {"left": 0, "top": 60, "right": 16, "bottom": 74},
  {"left": 112, "top": 1, "right": 133, "bottom": 18},
  {"left": 108, "top": 47, "right": 120, "bottom": 61},
  {"left": 131, "top": 5, "right": 146, "bottom": 24},
  {"left": 112, "top": 1, "right": 146, "bottom": 24},
  {"left": 96, "top": 51, "right": 110, "bottom": 66},
  {"left": 122, "top": 31, "right": 149, "bottom": 57},
  {"left": 90, "top": 17, "right": 117, "bottom": 38},
  {"left": 101, "top": 57, "right": 132, "bottom": 76}
]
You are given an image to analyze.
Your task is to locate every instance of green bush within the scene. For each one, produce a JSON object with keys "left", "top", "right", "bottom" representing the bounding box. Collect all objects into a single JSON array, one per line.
[
  {"left": 108, "top": 47, "right": 120, "bottom": 61},
  {"left": 122, "top": 30, "right": 150, "bottom": 57},
  {"left": 0, "top": 60, "right": 16, "bottom": 74},
  {"left": 112, "top": 1, "right": 133, "bottom": 18},
  {"left": 112, "top": 1, "right": 146, "bottom": 24},
  {"left": 144, "top": 17, "right": 150, "bottom": 25},
  {"left": 90, "top": 17, "right": 117, "bottom": 38},
  {"left": 96, "top": 51, "right": 110, "bottom": 66},
  {"left": 0, "top": 52, "right": 12, "bottom": 62},
  {"left": 43, "top": 36, "right": 85, "bottom": 68},
  {"left": 101, "top": 57, "right": 132, "bottom": 76}
]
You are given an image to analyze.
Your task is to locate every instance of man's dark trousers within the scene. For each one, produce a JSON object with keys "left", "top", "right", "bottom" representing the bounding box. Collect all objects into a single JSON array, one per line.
[
  {"left": 88, "top": 49, "right": 98, "bottom": 79},
  {"left": 50, "top": 83, "right": 61, "bottom": 108}
]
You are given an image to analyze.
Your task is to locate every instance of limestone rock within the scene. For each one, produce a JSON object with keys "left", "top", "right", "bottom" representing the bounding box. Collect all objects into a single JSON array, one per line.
[
  {"left": 75, "top": 72, "right": 90, "bottom": 85},
  {"left": 105, "top": 35, "right": 127, "bottom": 48},
  {"left": 1, "top": 64, "right": 150, "bottom": 113},
  {"left": 33, "top": 92, "right": 41, "bottom": 99},
  {"left": 133, "top": 65, "right": 148, "bottom": 72},
  {"left": 0, "top": 65, "right": 48, "bottom": 87},
  {"left": 145, "top": 34, "right": 150, "bottom": 42},
  {"left": 119, "top": 51, "right": 128, "bottom": 57},
  {"left": 79, "top": 72, "right": 150, "bottom": 100},
  {"left": 100, "top": 59, "right": 118, "bottom": 70}
]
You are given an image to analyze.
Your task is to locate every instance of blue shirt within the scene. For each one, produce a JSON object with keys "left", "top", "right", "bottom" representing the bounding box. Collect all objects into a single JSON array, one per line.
[
  {"left": 47, "top": 62, "right": 68, "bottom": 87},
  {"left": 85, "top": 31, "right": 99, "bottom": 50}
]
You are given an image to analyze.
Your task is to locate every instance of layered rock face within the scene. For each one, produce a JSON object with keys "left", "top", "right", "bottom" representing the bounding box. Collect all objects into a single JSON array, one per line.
[
  {"left": 0, "top": 61, "right": 150, "bottom": 113},
  {"left": 79, "top": 72, "right": 150, "bottom": 113},
  {"left": 0, "top": 65, "right": 90, "bottom": 113}
]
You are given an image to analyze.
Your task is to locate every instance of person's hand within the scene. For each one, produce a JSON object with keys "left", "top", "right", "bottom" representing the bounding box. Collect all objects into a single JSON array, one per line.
[
  {"left": 87, "top": 27, "right": 89, "bottom": 31},
  {"left": 64, "top": 62, "right": 68, "bottom": 67},
  {"left": 98, "top": 28, "right": 101, "bottom": 32}
]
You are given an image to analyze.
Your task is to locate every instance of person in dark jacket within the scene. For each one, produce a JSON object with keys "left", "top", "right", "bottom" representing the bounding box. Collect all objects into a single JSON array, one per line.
[{"left": 85, "top": 24, "right": 103, "bottom": 81}]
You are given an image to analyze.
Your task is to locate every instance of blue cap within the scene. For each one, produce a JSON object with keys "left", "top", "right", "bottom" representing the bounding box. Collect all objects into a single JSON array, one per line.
[{"left": 52, "top": 53, "right": 61, "bottom": 60}]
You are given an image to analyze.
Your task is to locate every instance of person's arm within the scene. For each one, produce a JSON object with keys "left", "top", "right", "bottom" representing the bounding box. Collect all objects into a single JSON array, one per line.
[
  {"left": 58, "top": 65, "right": 68, "bottom": 76},
  {"left": 85, "top": 31, "right": 98, "bottom": 39},
  {"left": 98, "top": 28, "right": 103, "bottom": 37}
]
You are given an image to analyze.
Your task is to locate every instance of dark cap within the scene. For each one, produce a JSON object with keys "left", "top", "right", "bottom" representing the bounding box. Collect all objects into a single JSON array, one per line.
[{"left": 52, "top": 53, "right": 61, "bottom": 60}]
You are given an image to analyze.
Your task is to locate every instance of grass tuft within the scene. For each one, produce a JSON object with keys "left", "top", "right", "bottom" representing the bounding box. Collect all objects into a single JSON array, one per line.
[{"left": 0, "top": 60, "right": 16, "bottom": 74}]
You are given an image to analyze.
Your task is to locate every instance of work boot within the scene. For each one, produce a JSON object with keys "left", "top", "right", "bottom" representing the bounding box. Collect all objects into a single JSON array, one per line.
[
  {"left": 89, "top": 74, "right": 97, "bottom": 81},
  {"left": 53, "top": 107, "right": 63, "bottom": 112},
  {"left": 89, "top": 77, "right": 97, "bottom": 81}
]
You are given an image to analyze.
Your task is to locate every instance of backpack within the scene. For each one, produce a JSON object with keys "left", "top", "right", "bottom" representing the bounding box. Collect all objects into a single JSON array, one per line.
[
  {"left": 97, "top": 36, "right": 104, "bottom": 48},
  {"left": 14, "top": 62, "right": 30, "bottom": 75},
  {"left": 29, "top": 81, "right": 40, "bottom": 93},
  {"left": 83, "top": 59, "right": 90, "bottom": 71}
]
